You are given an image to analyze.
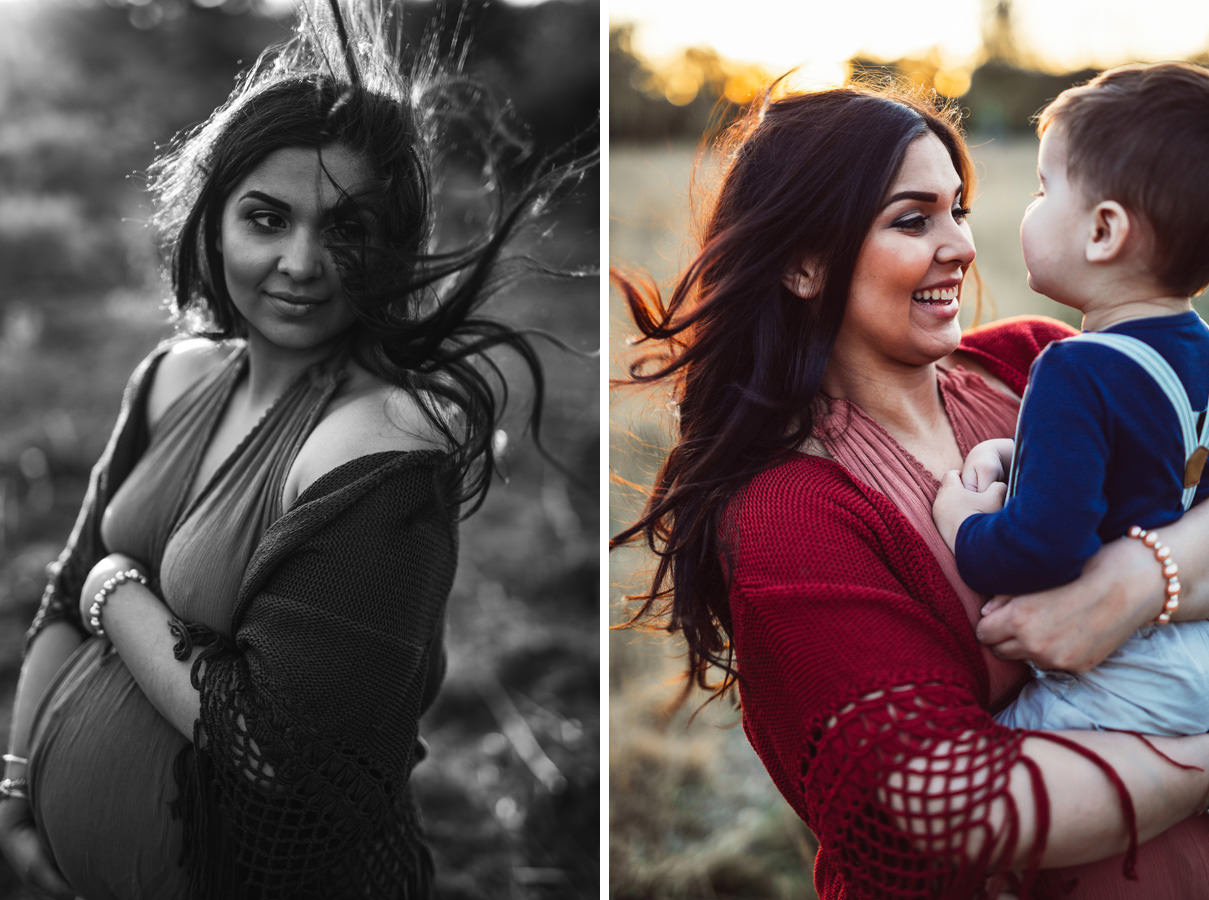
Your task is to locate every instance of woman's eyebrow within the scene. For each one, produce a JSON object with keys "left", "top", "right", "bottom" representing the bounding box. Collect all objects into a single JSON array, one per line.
[
  {"left": 885, "top": 190, "right": 939, "bottom": 205},
  {"left": 240, "top": 190, "right": 290, "bottom": 211},
  {"left": 880, "top": 188, "right": 943, "bottom": 206}
]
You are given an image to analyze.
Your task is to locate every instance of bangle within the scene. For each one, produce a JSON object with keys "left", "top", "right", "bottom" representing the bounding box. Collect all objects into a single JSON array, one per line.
[
  {"left": 86, "top": 568, "right": 148, "bottom": 638},
  {"left": 2, "top": 754, "right": 27, "bottom": 767},
  {"left": 0, "top": 777, "right": 28, "bottom": 801},
  {"left": 1126, "top": 525, "right": 1181, "bottom": 625}
]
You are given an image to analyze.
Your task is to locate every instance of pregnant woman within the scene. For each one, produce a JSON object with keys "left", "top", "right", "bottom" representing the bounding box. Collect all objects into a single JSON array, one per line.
[{"left": 0, "top": 3, "right": 577, "bottom": 898}]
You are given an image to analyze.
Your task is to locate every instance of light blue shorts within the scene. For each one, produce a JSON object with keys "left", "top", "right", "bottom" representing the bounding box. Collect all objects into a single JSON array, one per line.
[{"left": 995, "top": 620, "right": 1209, "bottom": 735}]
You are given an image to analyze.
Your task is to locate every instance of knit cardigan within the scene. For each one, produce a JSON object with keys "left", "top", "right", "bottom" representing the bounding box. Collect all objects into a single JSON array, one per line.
[
  {"left": 28, "top": 343, "right": 458, "bottom": 899},
  {"left": 725, "top": 317, "right": 1152, "bottom": 899}
]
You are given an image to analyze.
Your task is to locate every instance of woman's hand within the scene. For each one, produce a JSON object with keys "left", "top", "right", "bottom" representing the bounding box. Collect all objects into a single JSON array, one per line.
[
  {"left": 79, "top": 553, "right": 146, "bottom": 631},
  {"left": 0, "top": 798, "right": 76, "bottom": 900},
  {"left": 976, "top": 534, "right": 1157, "bottom": 672}
]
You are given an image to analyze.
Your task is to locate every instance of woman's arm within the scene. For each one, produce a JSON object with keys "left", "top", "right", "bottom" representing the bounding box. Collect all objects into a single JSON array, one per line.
[
  {"left": 977, "top": 496, "right": 1209, "bottom": 671},
  {"left": 78, "top": 555, "right": 198, "bottom": 739},
  {"left": 881, "top": 698, "right": 1209, "bottom": 870},
  {"left": 731, "top": 461, "right": 1208, "bottom": 897},
  {"left": 1005, "top": 730, "right": 1209, "bottom": 868},
  {"left": 0, "top": 623, "right": 83, "bottom": 900}
]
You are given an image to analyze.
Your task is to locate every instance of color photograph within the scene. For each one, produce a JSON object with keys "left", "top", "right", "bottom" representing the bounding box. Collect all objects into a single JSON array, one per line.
[{"left": 610, "top": 2, "right": 1209, "bottom": 897}]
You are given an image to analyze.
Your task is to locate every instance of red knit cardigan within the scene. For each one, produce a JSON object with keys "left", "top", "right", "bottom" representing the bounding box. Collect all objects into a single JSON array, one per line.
[{"left": 726, "top": 317, "right": 1141, "bottom": 899}]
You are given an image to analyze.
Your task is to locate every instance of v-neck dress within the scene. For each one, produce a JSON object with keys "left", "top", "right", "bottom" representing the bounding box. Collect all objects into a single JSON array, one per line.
[
  {"left": 27, "top": 343, "right": 348, "bottom": 900},
  {"left": 810, "top": 363, "right": 1026, "bottom": 706}
]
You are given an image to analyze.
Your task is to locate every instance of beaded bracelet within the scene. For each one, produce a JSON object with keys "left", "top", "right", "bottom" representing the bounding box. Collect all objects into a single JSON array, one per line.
[
  {"left": 1126, "top": 526, "right": 1180, "bottom": 625},
  {"left": 0, "top": 777, "right": 28, "bottom": 801},
  {"left": 87, "top": 568, "right": 148, "bottom": 638}
]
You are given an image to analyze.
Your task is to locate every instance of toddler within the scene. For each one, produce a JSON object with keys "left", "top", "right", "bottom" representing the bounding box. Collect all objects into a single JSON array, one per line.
[{"left": 933, "top": 62, "right": 1209, "bottom": 734}]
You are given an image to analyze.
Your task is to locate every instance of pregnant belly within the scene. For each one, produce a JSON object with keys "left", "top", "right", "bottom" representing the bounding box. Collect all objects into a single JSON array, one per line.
[{"left": 28, "top": 639, "right": 191, "bottom": 900}]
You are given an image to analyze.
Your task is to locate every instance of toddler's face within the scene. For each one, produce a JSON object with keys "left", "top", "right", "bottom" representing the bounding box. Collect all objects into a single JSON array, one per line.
[{"left": 1020, "top": 124, "right": 1093, "bottom": 308}]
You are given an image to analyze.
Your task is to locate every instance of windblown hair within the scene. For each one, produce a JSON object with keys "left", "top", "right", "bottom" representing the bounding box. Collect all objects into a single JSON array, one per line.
[
  {"left": 612, "top": 83, "right": 974, "bottom": 697},
  {"left": 1038, "top": 61, "right": 1209, "bottom": 297},
  {"left": 149, "top": 0, "right": 592, "bottom": 514}
]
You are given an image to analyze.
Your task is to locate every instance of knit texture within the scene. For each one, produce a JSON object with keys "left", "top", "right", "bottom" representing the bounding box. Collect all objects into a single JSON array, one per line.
[
  {"left": 178, "top": 449, "right": 457, "bottom": 899},
  {"left": 724, "top": 317, "right": 1152, "bottom": 899},
  {"left": 27, "top": 344, "right": 457, "bottom": 899}
]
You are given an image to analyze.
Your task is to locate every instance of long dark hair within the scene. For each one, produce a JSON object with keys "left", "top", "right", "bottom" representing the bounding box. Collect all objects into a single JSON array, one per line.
[
  {"left": 612, "top": 83, "right": 974, "bottom": 698},
  {"left": 149, "top": 0, "right": 594, "bottom": 514}
]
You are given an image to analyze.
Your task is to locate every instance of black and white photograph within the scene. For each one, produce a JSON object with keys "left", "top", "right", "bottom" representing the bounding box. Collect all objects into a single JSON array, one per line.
[{"left": 0, "top": 0, "right": 598, "bottom": 897}]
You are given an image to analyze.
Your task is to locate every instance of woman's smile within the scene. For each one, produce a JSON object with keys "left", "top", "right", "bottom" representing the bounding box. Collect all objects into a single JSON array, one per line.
[{"left": 219, "top": 144, "right": 373, "bottom": 352}]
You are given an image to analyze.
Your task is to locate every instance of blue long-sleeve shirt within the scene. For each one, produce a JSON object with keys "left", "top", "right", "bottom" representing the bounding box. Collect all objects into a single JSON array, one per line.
[{"left": 955, "top": 311, "right": 1209, "bottom": 596}]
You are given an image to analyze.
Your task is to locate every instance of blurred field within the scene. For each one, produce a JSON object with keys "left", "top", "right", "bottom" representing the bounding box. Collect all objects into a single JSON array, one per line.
[
  {"left": 607, "top": 134, "right": 1082, "bottom": 899},
  {"left": 0, "top": 2, "right": 598, "bottom": 899}
]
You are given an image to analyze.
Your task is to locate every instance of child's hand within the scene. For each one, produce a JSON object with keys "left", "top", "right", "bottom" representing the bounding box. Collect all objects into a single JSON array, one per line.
[
  {"left": 932, "top": 470, "right": 1008, "bottom": 553},
  {"left": 961, "top": 438, "right": 1014, "bottom": 491}
]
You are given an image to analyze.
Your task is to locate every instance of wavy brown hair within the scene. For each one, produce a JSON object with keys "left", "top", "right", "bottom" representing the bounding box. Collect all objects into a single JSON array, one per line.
[{"left": 612, "top": 83, "right": 975, "bottom": 698}]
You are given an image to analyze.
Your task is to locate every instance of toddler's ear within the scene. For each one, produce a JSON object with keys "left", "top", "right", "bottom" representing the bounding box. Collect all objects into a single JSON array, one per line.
[
  {"left": 1085, "top": 200, "right": 1131, "bottom": 264},
  {"left": 781, "top": 257, "right": 825, "bottom": 299}
]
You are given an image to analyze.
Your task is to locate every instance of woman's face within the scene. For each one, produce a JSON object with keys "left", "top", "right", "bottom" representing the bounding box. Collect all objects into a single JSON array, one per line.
[
  {"left": 830, "top": 132, "right": 976, "bottom": 373},
  {"left": 219, "top": 143, "right": 375, "bottom": 353}
]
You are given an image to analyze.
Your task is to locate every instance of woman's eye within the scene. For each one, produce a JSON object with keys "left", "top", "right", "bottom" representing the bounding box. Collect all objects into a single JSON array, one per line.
[
  {"left": 893, "top": 215, "right": 928, "bottom": 233},
  {"left": 952, "top": 205, "right": 972, "bottom": 221},
  {"left": 328, "top": 220, "right": 367, "bottom": 242},
  {"left": 247, "top": 211, "right": 287, "bottom": 232}
]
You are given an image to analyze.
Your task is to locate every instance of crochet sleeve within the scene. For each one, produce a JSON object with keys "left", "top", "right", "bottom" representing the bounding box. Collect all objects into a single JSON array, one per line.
[
  {"left": 728, "top": 464, "right": 1044, "bottom": 899},
  {"left": 25, "top": 346, "right": 165, "bottom": 650},
  {"left": 178, "top": 454, "right": 458, "bottom": 899}
]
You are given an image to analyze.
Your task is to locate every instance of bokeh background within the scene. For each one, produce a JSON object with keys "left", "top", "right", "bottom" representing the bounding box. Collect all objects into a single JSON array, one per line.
[
  {"left": 0, "top": 0, "right": 598, "bottom": 898},
  {"left": 610, "top": 2, "right": 1209, "bottom": 897}
]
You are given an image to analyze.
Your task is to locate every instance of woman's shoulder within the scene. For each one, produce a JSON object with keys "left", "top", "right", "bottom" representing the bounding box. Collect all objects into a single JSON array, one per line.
[
  {"left": 958, "top": 314, "right": 1076, "bottom": 364},
  {"left": 284, "top": 364, "right": 449, "bottom": 509},
  {"left": 143, "top": 337, "right": 234, "bottom": 428},
  {"left": 951, "top": 315, "right": 1077, "bottom": 394}
]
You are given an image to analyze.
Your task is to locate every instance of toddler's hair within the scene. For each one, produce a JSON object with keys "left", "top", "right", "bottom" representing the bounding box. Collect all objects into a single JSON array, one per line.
[{"left": 1039, "top": 62, "right": 1209, "bottom": 296}]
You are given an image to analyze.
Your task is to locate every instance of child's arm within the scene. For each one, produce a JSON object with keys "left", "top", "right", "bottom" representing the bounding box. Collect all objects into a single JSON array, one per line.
[
  {"left": 961, "top": 438, "right": 1014, "bottom": 491},
  {"left": 937, "top": 342, "right": 1112, "bottom": 596},
  {"left": 933, "top": 469, "right": 1007, "bottom": 550},
  {"left": 933, "top": 439, "right": 1015, "bottom": 550}
]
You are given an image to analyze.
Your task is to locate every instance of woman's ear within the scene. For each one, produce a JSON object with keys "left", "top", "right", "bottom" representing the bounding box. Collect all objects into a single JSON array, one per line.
[
  {"left": 781, "top": 258, "right": 824, "bottom": 299},
  {"left": 1085, "top": 200, "right": 1130, "bottom": 264}
]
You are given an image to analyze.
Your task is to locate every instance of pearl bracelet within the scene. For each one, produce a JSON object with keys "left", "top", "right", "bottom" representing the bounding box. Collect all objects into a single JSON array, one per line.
[
  {"left": 87, "top": 568, "right": 148, "bottom": 638},
  {"left": 1126, "top": 526, "right": 1180, "bottom": 625},
  {"left": 0, "top": 777, "right": 28, "bottom": 801}
]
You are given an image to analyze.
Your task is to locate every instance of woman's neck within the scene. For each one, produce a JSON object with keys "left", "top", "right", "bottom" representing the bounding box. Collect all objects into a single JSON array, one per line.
[
  {"left": 242, "top": 331, "right": 346, "bottom": 407},
  {"left": 822, "top": 357, "right": 948, "bottom": 440}
]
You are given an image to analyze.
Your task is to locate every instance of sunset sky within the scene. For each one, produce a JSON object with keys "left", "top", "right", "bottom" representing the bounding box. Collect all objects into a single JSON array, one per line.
[{"left": 610, "top": 0, "right": 1209, "bottom": 86}]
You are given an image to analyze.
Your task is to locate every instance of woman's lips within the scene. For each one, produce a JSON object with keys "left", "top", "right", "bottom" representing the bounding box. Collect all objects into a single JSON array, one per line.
[{"left": 265, "top": 292, "right": 327, "bottom": 317}]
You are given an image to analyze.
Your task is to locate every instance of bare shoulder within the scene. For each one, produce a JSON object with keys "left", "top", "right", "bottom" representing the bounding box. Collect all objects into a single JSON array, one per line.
[
  {"left": 284, "top": 364, "right": 449, "bottom": 507},
  {"left": 145, "top": 338, "right": 232, "bottom": 429}
]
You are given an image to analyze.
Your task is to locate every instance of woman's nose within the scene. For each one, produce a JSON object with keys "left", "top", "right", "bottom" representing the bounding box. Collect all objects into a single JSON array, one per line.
[
  {"left": 276, "top": 229, "right": 324, "bottom": 281},
  {"left": 940, "top": 220, "right": 976, "bottom": 268}
]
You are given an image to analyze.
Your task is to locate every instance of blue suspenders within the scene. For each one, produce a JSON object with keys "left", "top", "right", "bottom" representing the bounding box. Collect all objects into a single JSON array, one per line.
[{"left": 1022, "top": 332, "right": 1209, "bottom": 511}]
